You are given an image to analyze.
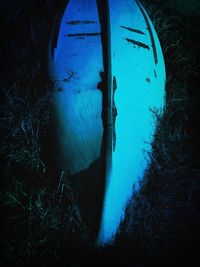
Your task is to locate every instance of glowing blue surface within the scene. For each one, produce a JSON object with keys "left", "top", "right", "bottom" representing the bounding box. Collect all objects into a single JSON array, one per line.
[
  {"left": 98, "top": 0, "right": 166, "bottom": 244},
  {"left": 50, "top": 0, "right": 104, "bottom": 174},
  {"left": 50, "top": 0, "right": 166, "bottom": 245}
]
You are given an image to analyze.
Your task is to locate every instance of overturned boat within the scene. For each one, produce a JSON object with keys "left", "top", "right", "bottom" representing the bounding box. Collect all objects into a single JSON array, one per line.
[{"left": 48, "top": 0, "right": 166, "bottom": 245}]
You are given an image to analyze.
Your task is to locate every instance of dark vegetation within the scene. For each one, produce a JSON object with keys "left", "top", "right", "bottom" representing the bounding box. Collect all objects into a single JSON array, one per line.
[{"left": 0, "top": 0, "right": 200, "bottom": 266}]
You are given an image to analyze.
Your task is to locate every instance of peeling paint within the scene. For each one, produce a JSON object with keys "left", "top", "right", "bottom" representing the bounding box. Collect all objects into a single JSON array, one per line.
[
  {"left": 120, "top": 25, "right": 145, "bottom": 35},
  {"left": 113, "top": 76, "right": 117, "bottom": 151},
  {"left": 125, "top": 38, "right": 150, "bottom": 49},
  {"left": 65, "top": 32, "right": 101, "bottom": 37},
  {"left": 67, "top": 20, "right": 98, "bottom": 25}
]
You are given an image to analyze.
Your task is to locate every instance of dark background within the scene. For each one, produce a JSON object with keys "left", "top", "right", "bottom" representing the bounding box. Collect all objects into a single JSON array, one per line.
[{"left": 0, "top": 0, "right": 200, "bottom": 266}]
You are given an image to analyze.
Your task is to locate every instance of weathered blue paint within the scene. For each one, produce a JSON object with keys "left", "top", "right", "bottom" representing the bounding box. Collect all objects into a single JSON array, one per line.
[
  {"left": 50, "top": 0, "right": 104, "bottom": 175},
  {"left": 49, "top": 0, "right": 166, "bottom": 245},
  {"left": 98, "top": 0, "right": 166, "bottom": 245}
]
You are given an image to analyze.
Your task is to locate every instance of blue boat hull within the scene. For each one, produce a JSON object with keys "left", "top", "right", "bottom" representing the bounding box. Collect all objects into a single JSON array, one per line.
[{"left": 48, "top": 0, "right": 166, "bottom": 244}]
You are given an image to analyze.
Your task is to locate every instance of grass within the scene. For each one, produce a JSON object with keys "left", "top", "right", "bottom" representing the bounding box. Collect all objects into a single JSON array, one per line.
[
  {"left": 1, "top": 0, "right": 200, "bottom": 266},
  {"left": 113, "top": 1, "right": 200, "bottom": 266}
]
